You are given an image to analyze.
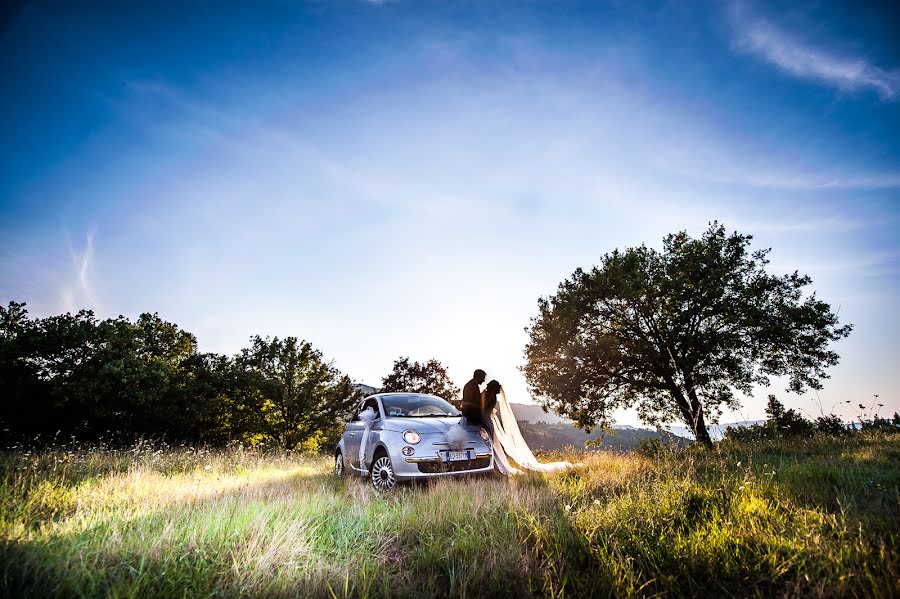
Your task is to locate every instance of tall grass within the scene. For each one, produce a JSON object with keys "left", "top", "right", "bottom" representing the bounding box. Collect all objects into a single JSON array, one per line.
[{"left": 1, "top": 432, "right": 896, "bottom": 598}]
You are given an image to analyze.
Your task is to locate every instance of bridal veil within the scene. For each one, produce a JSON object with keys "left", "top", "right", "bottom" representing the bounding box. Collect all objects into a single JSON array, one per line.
[{"left": 490, "top": 389, "right": 576, "bottom": 475}]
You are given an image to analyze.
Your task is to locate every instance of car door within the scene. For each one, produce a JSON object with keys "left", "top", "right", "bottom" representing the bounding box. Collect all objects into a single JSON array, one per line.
[
  {"left": 352, "top": 397, "right": 382, "bottom": 470},
  {"left": 344, "top": 401, "right": 365, "bottom": 470}
]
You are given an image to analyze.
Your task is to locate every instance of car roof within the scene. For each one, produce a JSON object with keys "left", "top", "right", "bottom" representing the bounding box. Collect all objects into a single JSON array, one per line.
[
  {"left": 360, "top": 392, "right": 447, "bottom": 401},
  {"left": 373, "top": 392, "right": 440, "bottom": 396}
]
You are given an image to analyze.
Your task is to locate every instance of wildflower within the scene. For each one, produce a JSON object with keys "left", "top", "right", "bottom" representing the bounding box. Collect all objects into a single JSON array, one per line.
[{"left": 204, "top": 465, "right": 211, "bottom": 471}]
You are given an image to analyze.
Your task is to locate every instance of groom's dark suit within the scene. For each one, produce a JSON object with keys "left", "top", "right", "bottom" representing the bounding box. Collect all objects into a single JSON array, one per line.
[{"left": 461, "top": 378, "right": 484, "bottom": 425}]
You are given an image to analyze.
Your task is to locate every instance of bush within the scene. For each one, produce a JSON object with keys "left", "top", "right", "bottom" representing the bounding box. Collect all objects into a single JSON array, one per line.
[
  {"left": 862, "top": 414, "right": 900, "bottom": 432},
  {"left": 814, "top": 414, "right": 848, "bottom": 436},
  {"left": 637, "top": 437, "right": 665, "bottom": 458},
  {"left": 724, "top": 396, "right": 853, "bottom": 443},
  {"left": 723, "top": 422, "right": 770, "bottom": 443},
  {"left": 765, "top": 395, "right": 814, "bottom": 437}
]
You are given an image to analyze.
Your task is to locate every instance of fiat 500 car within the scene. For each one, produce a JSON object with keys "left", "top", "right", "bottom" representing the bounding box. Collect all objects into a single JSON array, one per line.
[{"left": 335, "top": 393, "right": 494, "bottom": 491}]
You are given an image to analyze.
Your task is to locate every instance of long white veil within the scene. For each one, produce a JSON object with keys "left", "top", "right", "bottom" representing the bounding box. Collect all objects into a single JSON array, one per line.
[{"left": 490, "top": 389, "right": 576, "bottom": 475}]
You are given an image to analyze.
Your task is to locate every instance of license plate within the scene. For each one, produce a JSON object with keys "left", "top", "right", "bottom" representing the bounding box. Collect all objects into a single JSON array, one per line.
[{"left": 442, "top": 450, "right": 473, "bottom": 462}]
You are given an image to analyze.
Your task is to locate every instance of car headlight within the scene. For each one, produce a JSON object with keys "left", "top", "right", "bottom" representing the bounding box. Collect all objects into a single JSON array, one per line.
[
  {"left": 479, "top": 428, "right": 490, "bottom": 442},
  {"left": 402, "top": 430, "right": 421, "bottom": 444}
]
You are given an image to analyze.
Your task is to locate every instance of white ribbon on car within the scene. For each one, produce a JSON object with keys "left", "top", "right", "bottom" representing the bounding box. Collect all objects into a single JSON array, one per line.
[{"left": 357, "top": 407, "right": 378, "bottom": 470}]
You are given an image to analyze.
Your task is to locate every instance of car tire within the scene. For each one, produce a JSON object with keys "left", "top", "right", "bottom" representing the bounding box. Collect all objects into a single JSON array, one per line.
[
  {"left": 370, "top": 451, "right": 397, "bottom": 493},
  {"left": 334, "top": 450, "right": 345, "bottom": 478}
]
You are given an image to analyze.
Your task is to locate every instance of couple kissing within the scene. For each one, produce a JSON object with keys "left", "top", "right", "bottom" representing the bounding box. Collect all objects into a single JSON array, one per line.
[{"left": 458, "top": 369, "right": 577, "bottom": 476}]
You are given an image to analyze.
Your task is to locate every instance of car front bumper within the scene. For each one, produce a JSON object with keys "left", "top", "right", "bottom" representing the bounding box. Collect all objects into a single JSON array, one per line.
[{"left": 393, "top": 451, "right": 494, "bottom": 480}]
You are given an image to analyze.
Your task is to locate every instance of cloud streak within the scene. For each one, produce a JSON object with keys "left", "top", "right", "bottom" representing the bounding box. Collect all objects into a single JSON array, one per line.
[
  {"left": 733, "top": 18, "right": 900, "bottom": 100},
  {"left": 59, "top": 232, "right": 100, "bottom": 314}
]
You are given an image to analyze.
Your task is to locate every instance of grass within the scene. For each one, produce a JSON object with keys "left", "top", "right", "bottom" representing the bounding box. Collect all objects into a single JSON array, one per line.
[{"left": 0, "top": 432, "right": 897, "bottom": 598}]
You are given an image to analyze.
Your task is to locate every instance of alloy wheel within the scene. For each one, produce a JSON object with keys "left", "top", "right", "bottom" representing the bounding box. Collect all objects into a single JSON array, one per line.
[
  {"left": 334, "top": 452, "right": 344, "bottom": 478},
  {"left": 370, "top": 456, "right": 396, "bottom": 492}
]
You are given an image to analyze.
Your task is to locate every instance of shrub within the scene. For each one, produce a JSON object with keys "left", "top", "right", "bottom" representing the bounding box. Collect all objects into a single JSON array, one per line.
[
  {"left": 637, "top": 437, "right": 665, "bottom": 458},
  {"left": 814, "top": 414, "right": 847, "bottom": 436},
  {"left": 724, "top": 396, "right": 822, "bottom": 443},
  {"left": 765, "top": 395, "right": 814, "bottom": 437}
]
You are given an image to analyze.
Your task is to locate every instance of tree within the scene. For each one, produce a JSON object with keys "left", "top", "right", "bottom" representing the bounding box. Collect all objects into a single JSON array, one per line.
[
  {"left": 764, "top": 395, "right": 814, "bottom": 437},
  {"left": 0, "top": 302, "right": 214, "bottom": 443},
  {"left": 522, "top": 223, "right": 852, "bottom": 446},
  {"left": 380, "top": 357, "right": 460, "bottom": 402},
  {"left": 0, "top": 302, "right": 363, "bottom": 450},
  {"left": 234, "top": 336, "right": 359, "bottom": 450}
]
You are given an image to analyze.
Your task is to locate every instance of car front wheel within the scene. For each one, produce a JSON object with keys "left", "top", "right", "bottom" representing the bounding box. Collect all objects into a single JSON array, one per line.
[{"left": 370, "top": 453, "right": 397, "bottom": 492}]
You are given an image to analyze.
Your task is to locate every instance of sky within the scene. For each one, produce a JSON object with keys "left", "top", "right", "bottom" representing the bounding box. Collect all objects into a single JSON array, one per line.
[{"left": 1, "top": 0, "right": 899, "bottom": 427}]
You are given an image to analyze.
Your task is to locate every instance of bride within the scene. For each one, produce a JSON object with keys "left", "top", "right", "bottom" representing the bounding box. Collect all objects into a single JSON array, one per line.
[{"left": 479, "top": 380, "right": 576, "bottom": 475}]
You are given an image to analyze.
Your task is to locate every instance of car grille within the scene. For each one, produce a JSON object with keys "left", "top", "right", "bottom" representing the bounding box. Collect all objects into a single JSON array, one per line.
[{"left": 416, "top": 457, "right": 491, "bottom": 474}]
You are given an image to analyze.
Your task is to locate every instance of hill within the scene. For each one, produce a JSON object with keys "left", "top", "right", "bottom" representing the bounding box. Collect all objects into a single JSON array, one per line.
[
  {"left": 508, "top": 402, "right": 690, "bottom": 450},
  {"left": 665, "top": 420, "right": 766, "bottom": 441},
  {"left": 508, "top": 403, "right": 572, "bottom": 425},
  {"left": 518, "top": 420, "right": 690, "bottom": 451}
]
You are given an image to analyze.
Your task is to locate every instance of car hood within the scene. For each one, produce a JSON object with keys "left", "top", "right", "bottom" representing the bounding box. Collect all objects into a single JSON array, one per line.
[{"left": 382, "top": 416, "right": 476, "bottom": 434}]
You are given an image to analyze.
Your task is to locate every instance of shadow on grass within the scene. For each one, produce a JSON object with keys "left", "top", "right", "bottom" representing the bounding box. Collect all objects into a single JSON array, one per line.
[
  {"left": 6, "top": 443, "right": 897, "bottom": 599},
  {"left": 4, "top": 464, "right": 586, "bottom": 598},
  {"left": 1, "top": 465, "right": 372, "bottom": 598}
]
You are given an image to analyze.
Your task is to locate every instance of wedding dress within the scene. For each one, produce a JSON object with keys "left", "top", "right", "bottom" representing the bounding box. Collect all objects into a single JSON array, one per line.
[{"left": 489, "top": 389, "right": 576, "bottom": 475}]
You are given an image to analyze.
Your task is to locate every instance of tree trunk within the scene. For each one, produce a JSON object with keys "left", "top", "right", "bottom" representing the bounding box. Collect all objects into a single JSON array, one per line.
[
  {"left": 691, "top": 408, "right": 713, "bottom": 447},
  {"left": 665, "top": 375, "right": 714, "bottom": 447},
  {"left": 684, "top": 376, "right": 713, "bottom": 447}
]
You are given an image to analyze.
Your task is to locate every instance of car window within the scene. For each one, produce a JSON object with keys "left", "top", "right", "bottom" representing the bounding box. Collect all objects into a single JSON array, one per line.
[
  {"left": 362, "top": 398, "right": 381, "bottom": 419},
  {"left": 381, "top": 394, "right": 460, "bottom": 417}
]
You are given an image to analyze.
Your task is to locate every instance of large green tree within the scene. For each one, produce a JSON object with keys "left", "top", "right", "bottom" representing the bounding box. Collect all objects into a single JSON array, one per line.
[
  {"left": 234, "top": 336, "right": 359, "bottom": 450},
  {"left": 0, "top": 303, "right": 201, "bottom": 440},
  {"left": 523, "top": 223, "right": 852, "bottom": 446},
  {"left": 380, "top": 357, "right": 460, "bottom": 402}
]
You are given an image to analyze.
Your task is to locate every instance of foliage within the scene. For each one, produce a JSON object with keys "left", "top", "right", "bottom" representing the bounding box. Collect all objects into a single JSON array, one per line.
[
  {"left": 1, "top": 431, "right": 896, "bottom": 598},
  {"left": 380, "top": 357, "right": 460, "bottom": 402},
  {"left": 864, "top": 413, "right": 900, "bottom": 432},
  {"left": 813, "top": 413, "right": 848, "bottom": 437},
  {"left": 724, "top": 396, "right": 865, "bottom": 443},
  {"left": 0, "top": 303, "right": 199, "bottom": 440},
  {"left": 635, "top": 436, "right": 666, "bottom": 458},
  {"left": 764, "top": 394, "right": 814, "bottom": 437},
  {"left": 232, "top": 336, "right": 360, "bottom": 450},
  {"left": 523, "top": 222, "right": 852, "bottom": 446},
  {"left": 0, "top": 302, "right": 358, "bottom": 450}
]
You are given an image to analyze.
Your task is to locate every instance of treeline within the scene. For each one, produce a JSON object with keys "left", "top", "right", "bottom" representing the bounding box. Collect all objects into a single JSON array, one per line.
[
  {"left": 0, "top": 302, "right": 360, "bottom": 450},
  {"left": 725, "top": 395, "right": 899, "bottom": 443}
]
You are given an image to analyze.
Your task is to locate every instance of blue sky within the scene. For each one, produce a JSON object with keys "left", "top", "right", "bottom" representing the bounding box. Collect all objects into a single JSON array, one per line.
[{"left": 2, "top": 0, "right": 898, "bottom": 425}]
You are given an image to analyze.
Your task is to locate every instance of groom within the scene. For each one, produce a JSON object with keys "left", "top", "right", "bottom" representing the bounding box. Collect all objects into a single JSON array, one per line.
[{"left": 461, "top": 369, "right": 490, "bottom": 432}]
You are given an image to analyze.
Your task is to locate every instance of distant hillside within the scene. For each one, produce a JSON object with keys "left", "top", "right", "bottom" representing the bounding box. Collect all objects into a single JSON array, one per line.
[
  {"left": 509, "top": 403, "right": 571, "bottom": 424},
  {"left": 665, "top": 420, "right": 766, "bottom": 441},
  {"left": 516, "top": 420, "right": 691, "bottom": 452},
  {"left": 507, "top": 403, "right": 691, "bottom": 450}
]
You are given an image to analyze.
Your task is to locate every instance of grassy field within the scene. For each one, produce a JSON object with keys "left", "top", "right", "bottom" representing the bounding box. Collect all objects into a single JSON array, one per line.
[{"left": 1, "top": 432, "right": 897, "bottom": 598}]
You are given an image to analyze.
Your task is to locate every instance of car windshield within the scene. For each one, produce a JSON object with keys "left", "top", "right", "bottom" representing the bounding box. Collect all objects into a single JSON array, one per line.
[{"left": 380, "top": 394, "right": 460, "bottom": 418}]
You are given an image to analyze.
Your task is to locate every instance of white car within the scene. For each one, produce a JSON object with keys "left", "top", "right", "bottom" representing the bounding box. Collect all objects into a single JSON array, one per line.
[{"left": 335, "top": 393, "right": 494, "bottom": 491}]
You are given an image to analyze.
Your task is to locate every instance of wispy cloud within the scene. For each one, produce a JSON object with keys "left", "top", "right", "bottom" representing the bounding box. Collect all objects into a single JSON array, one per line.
[
  {"left": 733, "top": 215, "right": 875, "bottom": 235},
  {"left": 664, "top": 162, "right": 900, "bottom": 190},
  {"left": 732, "top": 14, "right": 900, "bottom": 100},
  {"left": 777, "top": 249, "right": 900, "bottom": 278},
  {"left": 59, "top": 232, "right": 100, "bottom": 314}
]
